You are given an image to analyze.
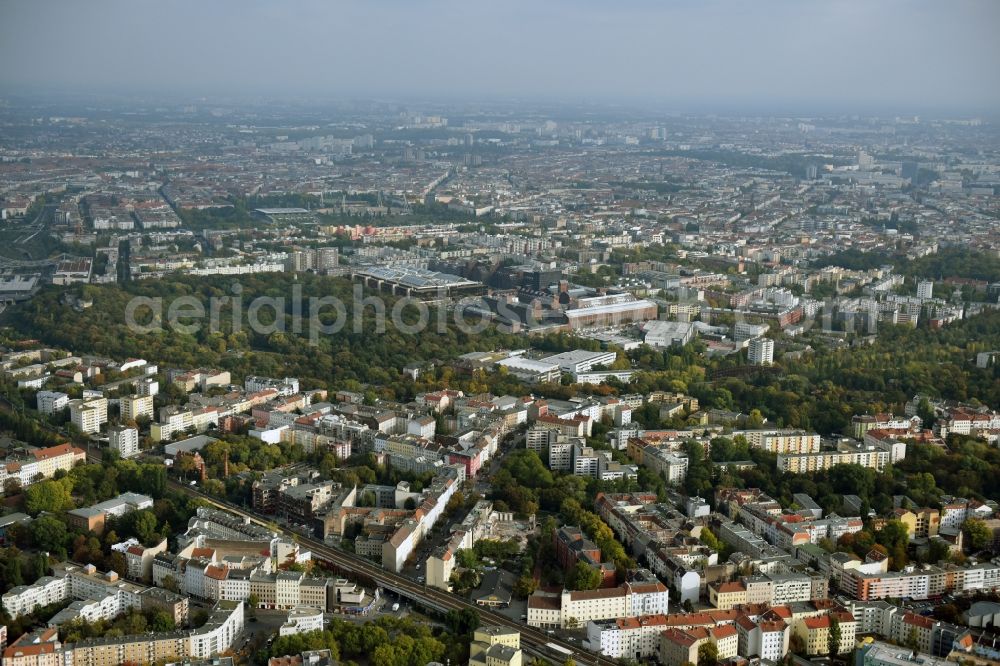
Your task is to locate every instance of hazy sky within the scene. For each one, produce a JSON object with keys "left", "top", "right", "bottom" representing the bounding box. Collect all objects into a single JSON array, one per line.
[{"left": 2, "top": 0, "right": 999, "bottom": 112}]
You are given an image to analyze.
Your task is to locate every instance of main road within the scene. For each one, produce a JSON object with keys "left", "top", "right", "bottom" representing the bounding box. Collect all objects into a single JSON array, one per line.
[{"left": 163, "top": 477, "right": 611, "bottom": 666}]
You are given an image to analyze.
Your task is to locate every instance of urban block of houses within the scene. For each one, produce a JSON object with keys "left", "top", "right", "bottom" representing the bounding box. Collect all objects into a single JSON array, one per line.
[{"left": 526, "top": 571, "right": 669, "bottom": 628}]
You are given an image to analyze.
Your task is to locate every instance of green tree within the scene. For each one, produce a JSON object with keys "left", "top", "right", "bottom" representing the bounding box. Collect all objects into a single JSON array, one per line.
[
  {"left": 24, "top": 479, "right": 74, "bottom": 515},
  {"left": 108, "top": 551, "right": 127, "bottom": 578},
  {"left": 162, "top": 574, "right": 180, "bottom": 593},
  {"left": 963, "top": 518, "right": 992, "bottom": 552},
  {"left": 33, "top": 551, "right": 49, "bottom": 580},
  {"left": 927, "top": 539, "right": 951, "bottom": 564},
  {"left": 31, "top": 515, "right": 68, "bottom": 553},
  {"left": 5, "top": 552, "right": 23, "bottom": 587},
  {"left": 698, "top": 641, "right": 718, "bottom": 666},
  {"left": 456, "top": 549, "right": 478, "bottom": 569},
  {"left": 444, "top": 608, "right": 480, "bottom": 636},
  {"left": 130, "top": 510, "right": 160, "bottom": 546},
  {"left": 149, "top": 610, "right": 175, "bottom": 632},
  {"left": 828, "top": 615, "right": 841, "bottom": 655},
  {"left": 566, "top": 561, "right": 602, "bottom": 591},
  {"left": 700, "top": 527, "right": 722, "bottom": 552},
  {"left": 514, "top": 574, "right": 537, "bottom": 598}
]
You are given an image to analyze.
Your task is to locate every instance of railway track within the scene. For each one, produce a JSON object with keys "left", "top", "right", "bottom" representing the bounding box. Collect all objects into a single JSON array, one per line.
[{"left": 165, "top": 478, "right": 611, "bottom": 665}]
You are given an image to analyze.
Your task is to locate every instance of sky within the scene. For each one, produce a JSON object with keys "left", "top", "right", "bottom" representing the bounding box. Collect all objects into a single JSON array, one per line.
[{"left": 1, "top": 0, "right": 999, "bottom": 113}]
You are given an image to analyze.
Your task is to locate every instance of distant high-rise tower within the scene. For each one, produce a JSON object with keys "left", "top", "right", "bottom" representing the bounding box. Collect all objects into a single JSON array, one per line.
[
  {"left": 857, "top": 149, "right": 874, "bottom": 170},
  {"left": 806, "top": 165, "right": 818, "bottom": 180},
  {"left": 917, "top": 280, "right": 934, "bottom": 300},
  {"left": 748, "top": 337, "right": 775, "bottom": 366}
]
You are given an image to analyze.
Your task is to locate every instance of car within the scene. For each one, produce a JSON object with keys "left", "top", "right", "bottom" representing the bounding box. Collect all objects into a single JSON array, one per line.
[{"left": 392, "top": 602, "right": 400, "bottom": 612}]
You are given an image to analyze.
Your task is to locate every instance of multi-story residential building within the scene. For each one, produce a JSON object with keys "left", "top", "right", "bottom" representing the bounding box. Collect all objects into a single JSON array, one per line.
[
  {"left": 844, "top": 560, "right": 1000, "bottom": 601},
  {"left": 710, "top": 581, "right": 747, "bottom": 610},
  {"left": 426, "top": 530, "right": 470, "bottom": 592},
  {"left": 544, "top": 436, "right": 572, "bottom": 471},
  {"left": 2, "top": 575, "right": 69, "bottom": 619},
  {"left": 588, "top": 614, "right": 672, "bottom": 661},
  {"left": 734, "top": 322, "right": 769, "bottom": 342},
  {"left": 735, "top": 611, "right": 789, "bottom": 662},
  {"left": 554, "top": 526, "right": 616, "bottom": 588},
  {"left": 659, "top": 625, "right": 739, "bottom": 666},
  {"left": 278, "top": 481, "right": 337, "bottom": 524},
  {"left": 469, "top": 626, "right": 522, "bottom": 666},
  {"left": 171, "top": 369, "right": 231, "bottom": 393},
  {"left": 109, "top": 424, "right": 140, "bottom": 459},
  {"left": 851, "top": 413, "right": 922, "bottom": 439},
  {"left": 0, "top": 443, "right": 86, "bottom": 490},
  {"left": 244, "top": 376, "right": 300, "bottom": 397},
  {"left": 936, "top": 406, "right": 1000, "bottom": 438},
  {"left": 279, "top": 606, "right": 324, "bottom": 636},
  {"left": 710, "top": 573, "right": 822, "bottom": 609},
  {"left": 748, "top": 337, "right": 774, "bottom": 365},
  {"left": 734, "top": 430, "right": 820, "bottom": 454},
  {"left": 776, "top": 443, "right": 892, "bottom": 473},
  {"left": 885, "top": 507, "right": 941, "bottom": 540},
  {"left": 36, "top": 391, "right": 69, "bottom": 415},
  {"left": 790, "top": 608, "right": 856, "bottom": 656},
  {"left": 152, "top": 406, "right": 195, "bottom": 442},
  {"left": 68, "top": 396, "right": 108, "bottom": 434},
  {"left": 121, "top": 394, "right": 155, "bottom": 422},
  {"left": 119, "top": 539, "right": 170, "bottom": 583},
  {"left": 795, "top": 615, "right": 831, "bottom": 656},
  {"left": 525, "top": 425, "right": 559, "bottom": 455},
  {"left": 527, "top": 577, "right": 669, "bottom": 628},
  {"left": 640, "top": 447, "right": 689, "bottom": 484},
  {"left": 2, "top": 561, "right": 184, "bottom": 631}
]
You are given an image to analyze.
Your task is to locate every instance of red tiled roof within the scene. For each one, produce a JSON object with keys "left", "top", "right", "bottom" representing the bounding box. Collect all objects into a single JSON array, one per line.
[
  {"left": 712, "top": 624, "right": 737, "bottom": 639},
  {"left": 803, "top": 616, "right": 830, "bottom": 630},
  {"left": 716, "top": 581, "right": 746, "bottom": 593}
]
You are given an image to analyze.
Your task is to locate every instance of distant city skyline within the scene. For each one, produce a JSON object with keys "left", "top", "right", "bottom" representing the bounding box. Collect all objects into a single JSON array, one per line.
[{"left": 1, "top": 0, "right": 999, "bottom": 114}]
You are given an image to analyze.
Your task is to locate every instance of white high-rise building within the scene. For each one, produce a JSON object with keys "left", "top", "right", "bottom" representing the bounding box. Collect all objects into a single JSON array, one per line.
[
  {"left": 137, "top": 378, "right": 159, "bottom": 397},
  {"left": 37, "top": 391, "right": 69, "bottom": 415},
  {"left": 858, "top": 149, "right": 875, "bottom": 170},
  {"left": 109, "top": 425, "right": 140, "bottom": 459},
  {"left": 917, "top": 280, "right": 933, "bottom": 300},
  {"left": 68, "top": 396, "right": 108, "bottom": 434},
  {"left": 748, "top": 338, "right": 775, "bottom": 366},
  {"left": 735, "top": 322, "right": 769, "bottom": 342}
]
